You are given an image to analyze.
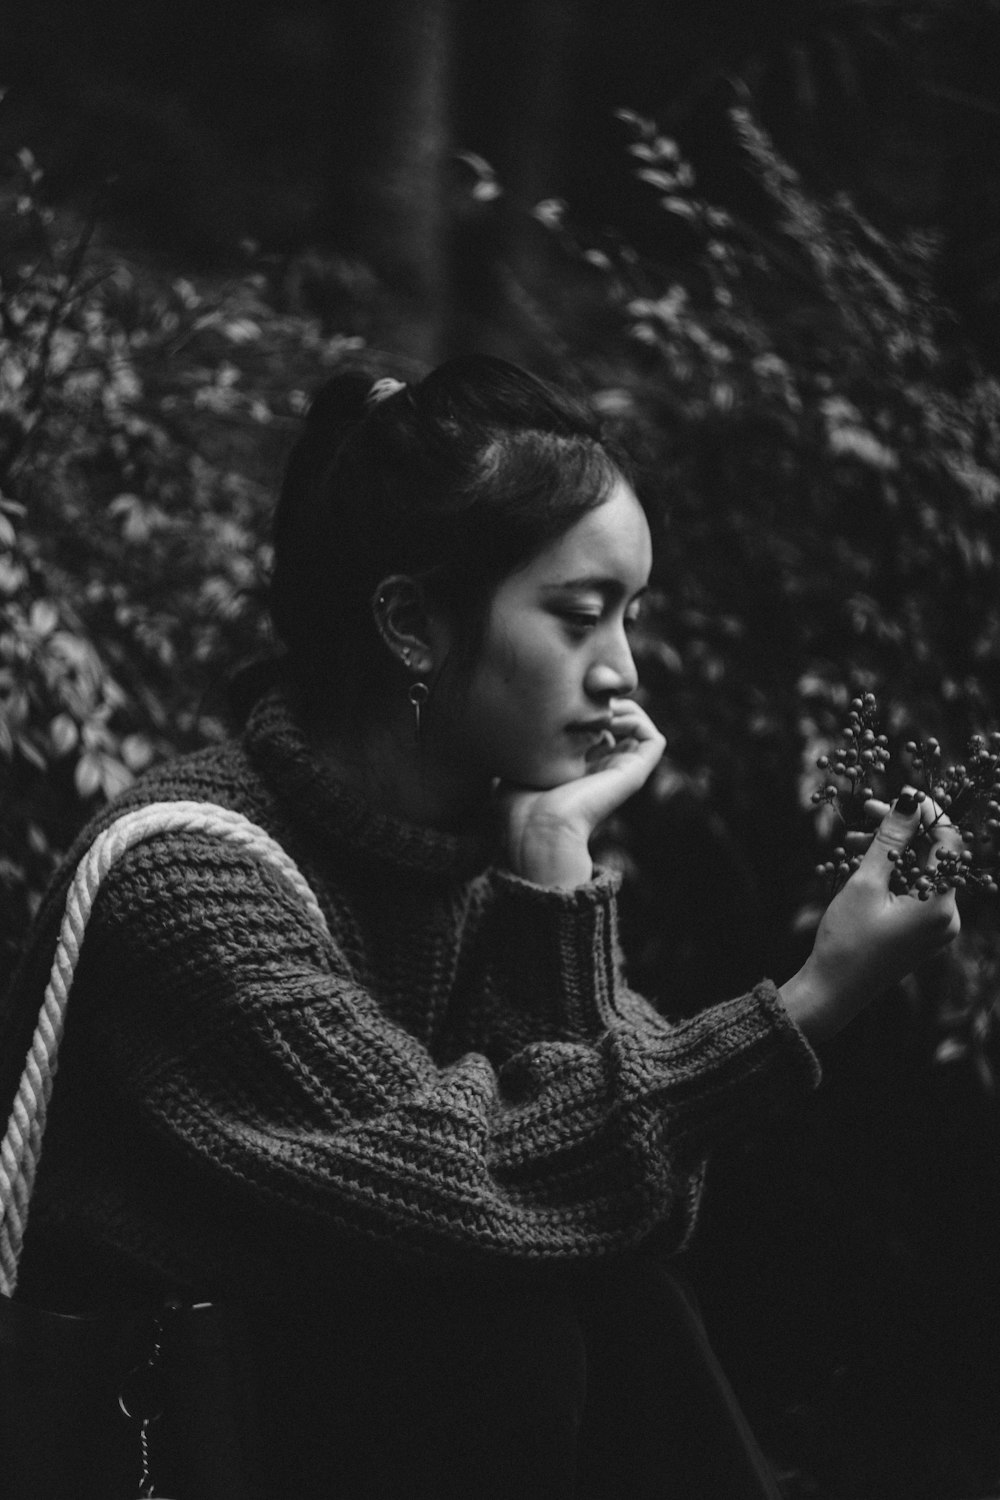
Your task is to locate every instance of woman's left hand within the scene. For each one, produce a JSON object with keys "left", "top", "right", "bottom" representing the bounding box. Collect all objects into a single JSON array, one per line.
[
  {"left": 497, "top": 699, "right": 665, "bottom": 889},
  {"left": 781, "top": 790, "right": 962, "bottom": 1043}
]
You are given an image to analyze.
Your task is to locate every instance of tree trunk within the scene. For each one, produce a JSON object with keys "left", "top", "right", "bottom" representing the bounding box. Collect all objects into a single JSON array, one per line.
[
  {"left": 337, "top": 0, "right": 455, "bottom": 362},
  {"left": 446, "top": 0, "right": 577, "bottom": 362}
]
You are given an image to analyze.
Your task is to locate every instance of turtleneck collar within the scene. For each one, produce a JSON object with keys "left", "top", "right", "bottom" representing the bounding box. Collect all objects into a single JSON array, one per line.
[{"left": 243, "top": 689, "right": 496, "bottom": 878}]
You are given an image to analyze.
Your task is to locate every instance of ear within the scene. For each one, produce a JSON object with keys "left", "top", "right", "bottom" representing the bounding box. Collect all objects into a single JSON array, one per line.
[{"left": 371, "top": 575, "right": 438, "bottom": 673}]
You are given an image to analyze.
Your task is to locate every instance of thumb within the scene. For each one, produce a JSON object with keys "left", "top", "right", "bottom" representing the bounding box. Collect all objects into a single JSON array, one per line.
[{"left": 861, "top": 788, "right": 921, "bottom": 878}]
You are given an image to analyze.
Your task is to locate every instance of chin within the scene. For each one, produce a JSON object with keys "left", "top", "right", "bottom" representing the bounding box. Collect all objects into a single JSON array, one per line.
[{"left": 506, "top": 757, "right": 588, "bottom": 790}]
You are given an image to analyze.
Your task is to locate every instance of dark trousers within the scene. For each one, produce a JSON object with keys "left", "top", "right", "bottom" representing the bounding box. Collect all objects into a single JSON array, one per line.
[{"left": 250, "top": 1252, "right": 782, "bottom": 1500}]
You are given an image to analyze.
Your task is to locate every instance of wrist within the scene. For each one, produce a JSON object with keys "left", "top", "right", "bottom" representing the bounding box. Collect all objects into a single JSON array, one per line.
[
  {"left": 507, "top": 828, "right": 594, "bottom": 889},
  {"left": 778, "top": 961, "right": 844, "bottom": 1046}
]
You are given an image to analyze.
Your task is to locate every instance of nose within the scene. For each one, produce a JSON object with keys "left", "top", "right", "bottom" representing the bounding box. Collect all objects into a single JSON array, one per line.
[{"left": 585, "top": 629, "right": 638, "bottom": 700}]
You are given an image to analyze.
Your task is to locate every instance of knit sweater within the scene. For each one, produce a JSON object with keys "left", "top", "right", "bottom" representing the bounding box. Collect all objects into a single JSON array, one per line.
[{"left": 8, "top": 690, "right": 820, "bottom": 1302}]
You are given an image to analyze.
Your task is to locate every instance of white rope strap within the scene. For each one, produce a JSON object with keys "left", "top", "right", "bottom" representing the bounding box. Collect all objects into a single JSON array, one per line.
[{"left": 0, "top": 800, "right": 329, "bottom": 1295}]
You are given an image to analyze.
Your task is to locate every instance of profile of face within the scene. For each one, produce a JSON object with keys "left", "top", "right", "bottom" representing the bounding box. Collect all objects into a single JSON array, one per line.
[{"left": 434, "top": 477, "right": 652, "bottom": 790}]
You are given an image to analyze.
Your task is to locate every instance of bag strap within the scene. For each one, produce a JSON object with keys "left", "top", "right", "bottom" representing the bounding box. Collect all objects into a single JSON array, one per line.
[{"left": 0, "top": 799, "right": 329, "bottom": 1295}]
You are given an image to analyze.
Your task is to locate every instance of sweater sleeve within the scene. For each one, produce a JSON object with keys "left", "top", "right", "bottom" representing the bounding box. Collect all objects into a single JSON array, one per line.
[
  {"left": 63, "top": 832, "right": 820, "bottom": 1266},
  {"left": 480, "top": 865, "right": 668, "bottom": 1038}
]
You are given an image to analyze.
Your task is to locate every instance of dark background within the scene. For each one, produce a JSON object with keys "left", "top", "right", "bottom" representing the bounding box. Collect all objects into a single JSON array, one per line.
[{"left": 3, "top": 0, "right": 999, "bottom": 363}]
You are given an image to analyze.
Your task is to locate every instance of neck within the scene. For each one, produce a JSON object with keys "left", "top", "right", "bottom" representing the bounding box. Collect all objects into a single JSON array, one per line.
[{"left": 315, "top": 715, "right": 491, "bottom": 831}]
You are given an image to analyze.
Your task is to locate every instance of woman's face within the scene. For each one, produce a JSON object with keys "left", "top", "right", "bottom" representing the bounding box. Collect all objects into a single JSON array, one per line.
[{"left": 435, "top": 478, "right": 652, "bottom": 790}]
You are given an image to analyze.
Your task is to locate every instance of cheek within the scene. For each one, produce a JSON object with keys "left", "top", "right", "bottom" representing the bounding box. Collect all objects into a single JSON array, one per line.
[
  {"left": 485, "top": 623, "right": 521, "bottom": 688},
  {"left": 448, "top": 615, "right": 578, "bottom": 769},
  {"left": 470, "top": 620, "right": 540, "bottom": 717},
  {"left": 481, "top": 639, "right": 564, "bottom": 731}
]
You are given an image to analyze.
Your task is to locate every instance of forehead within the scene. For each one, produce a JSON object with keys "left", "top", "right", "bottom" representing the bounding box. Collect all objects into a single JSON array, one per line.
[{"left": 512, "top": 479, "right": 652, "bottom": 593}]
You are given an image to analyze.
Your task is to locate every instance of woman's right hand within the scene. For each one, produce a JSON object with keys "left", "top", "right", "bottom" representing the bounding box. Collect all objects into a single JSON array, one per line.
[
  {"left": 780, "top": 792, "right": 962, "bottom": 1045},
  {"left": 497, "top": 697, "right": 665, "bottom": 889}
]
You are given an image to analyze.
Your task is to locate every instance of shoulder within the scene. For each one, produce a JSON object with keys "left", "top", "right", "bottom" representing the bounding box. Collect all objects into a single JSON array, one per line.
[
  {"left": 72, "top": 737, "right": 271, "bottom": 861},
  {"left": 24, "top": 735, "right": 282, "bottom": 944},
  {"left": 64, "top": 743, "right": 338, "bottom": 997}
]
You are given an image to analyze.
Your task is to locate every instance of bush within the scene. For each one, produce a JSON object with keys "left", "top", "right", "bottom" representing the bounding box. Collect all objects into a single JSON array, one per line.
[
  {"left": 538, "top": 110, "right": 1000, "bottom": 1051},
  {"left": 0, "top": 147, "right": 360, "bottom": 985},
  {"left": 536, "top": 108, "right": 1000, "bottom": 1497}
]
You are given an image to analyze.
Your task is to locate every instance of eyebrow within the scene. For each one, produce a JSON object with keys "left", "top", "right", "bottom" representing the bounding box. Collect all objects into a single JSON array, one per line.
[{"left": 544, "top": 577, "right": 649, "bottom": 601}]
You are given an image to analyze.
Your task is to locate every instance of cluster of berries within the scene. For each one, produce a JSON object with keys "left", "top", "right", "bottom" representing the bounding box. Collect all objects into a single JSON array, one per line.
[
  {"left": 811, "top": 694, "right": 1000, "bottom": 900},
  {"left": 813, "top": 692, "right": 889, "bottom": 797}
]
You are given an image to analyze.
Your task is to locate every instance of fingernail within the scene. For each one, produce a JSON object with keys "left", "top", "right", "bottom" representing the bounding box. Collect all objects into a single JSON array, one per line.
[{"left": 895, "top": 791, "right": 918, "bottom": 815}]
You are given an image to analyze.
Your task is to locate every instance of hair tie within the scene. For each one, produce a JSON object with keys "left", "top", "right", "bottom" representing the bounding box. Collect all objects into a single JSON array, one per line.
[{"left": 366, "top": 377, "right": 407, "bottom": 407}]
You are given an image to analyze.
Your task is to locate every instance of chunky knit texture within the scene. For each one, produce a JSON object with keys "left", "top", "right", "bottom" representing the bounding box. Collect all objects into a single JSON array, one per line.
[{"left": 6, "top": 690, "right": 820, "bottom": 1301}]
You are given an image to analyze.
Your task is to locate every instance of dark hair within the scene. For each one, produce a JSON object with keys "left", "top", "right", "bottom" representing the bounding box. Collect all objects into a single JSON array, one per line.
[{"left": 269, "top": 354, "right": 632, "bottom": 721}]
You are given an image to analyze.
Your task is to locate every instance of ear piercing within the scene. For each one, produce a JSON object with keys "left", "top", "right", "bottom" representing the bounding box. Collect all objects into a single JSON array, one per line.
[
  {"left": 408, "top": 680, "right": 430, "bottom": 740},
  {"left": 398, "top": 647, "right": 429, "bottom": 739}
]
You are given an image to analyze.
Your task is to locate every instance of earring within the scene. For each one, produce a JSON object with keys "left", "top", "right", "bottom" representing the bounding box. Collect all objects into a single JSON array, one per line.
[{"left": 408, "top": 679, "right": 429, "bottom": 740}]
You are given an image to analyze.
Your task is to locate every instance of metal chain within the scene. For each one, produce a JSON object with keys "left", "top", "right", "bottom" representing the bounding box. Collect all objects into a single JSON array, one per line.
[
  {"left": 117, "top": 1300, "right": 179, "bottom": 1499},
  {"left": 136, "top": 1420, "right": 155, "bottom": 1498}
]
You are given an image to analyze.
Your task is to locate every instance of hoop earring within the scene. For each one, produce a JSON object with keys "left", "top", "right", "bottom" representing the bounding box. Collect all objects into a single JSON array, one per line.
[{"left": 408, "top": 679, "right": 429, "bottom": 741}]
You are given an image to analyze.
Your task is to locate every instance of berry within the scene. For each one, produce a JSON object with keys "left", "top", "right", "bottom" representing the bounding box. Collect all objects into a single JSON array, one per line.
[{"left": 811, "top": 692, "right": 1000, "bottom": 901}]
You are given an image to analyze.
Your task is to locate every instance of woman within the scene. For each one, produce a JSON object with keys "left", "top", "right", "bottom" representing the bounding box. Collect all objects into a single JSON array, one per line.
[{"left": 4, "top": 356, "right": 959, "bottom": 1498}]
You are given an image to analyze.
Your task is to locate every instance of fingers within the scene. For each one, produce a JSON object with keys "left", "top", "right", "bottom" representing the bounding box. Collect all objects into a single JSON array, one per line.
[
  {"left": 598, "top": 699, "right": 665, "bottom": 765},
  {"left": 840, "top": 786, "right": 964, "bottom": 874},
  {"left": 915, "top": 794, "right": 963, "bottom": 868},
  {"left": 584, "top": 700, "right": 665, "bottom": 795},
  {"left": 851, "top": 791, "right": 962, "bottom": 943},
  {"left": 863, "top": 788, "right": 922, "bottom": 873},
  {"left": 608, "top": 697, "right": 662, "bottom": 744}
]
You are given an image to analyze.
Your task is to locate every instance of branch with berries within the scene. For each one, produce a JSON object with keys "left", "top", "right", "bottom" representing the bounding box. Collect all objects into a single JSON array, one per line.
[{"left": 810, "top": 693, "right": 1000, "bottom": 900}]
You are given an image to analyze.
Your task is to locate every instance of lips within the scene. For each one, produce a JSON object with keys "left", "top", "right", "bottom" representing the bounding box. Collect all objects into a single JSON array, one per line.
[
  {"left": 569, "top": 717, "right": 611, "bottom": 735},
  {"left": 569, "top": 720, "right": 616, "bottom": 754},
  {"left": 569, "top": 717, "right": 613, "bottom": 735}
]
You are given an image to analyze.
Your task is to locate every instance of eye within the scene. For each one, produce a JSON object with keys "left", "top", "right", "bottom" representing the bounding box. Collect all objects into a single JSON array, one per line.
[{"left": 560, "top": 610, "right": 601, "bottom": 633}]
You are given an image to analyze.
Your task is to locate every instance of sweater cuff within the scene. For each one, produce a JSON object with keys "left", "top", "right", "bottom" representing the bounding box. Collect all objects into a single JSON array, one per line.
[
  {"left": 488, "top": 864, "right": 625, "bottom": 1036},
  {"left": 750, "top": 978, "right": 824, "bottom": 1093},
  {"left": 666, "top": 977, "right": 822, "bottom": 1112}
]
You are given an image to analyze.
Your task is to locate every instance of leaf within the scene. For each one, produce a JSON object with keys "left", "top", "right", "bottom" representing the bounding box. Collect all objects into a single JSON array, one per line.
[
  {"left": 223, "top": 319, "right": 261, "bottom": 344},
  {"left": 26, "top": 823, "right": 49, "bottom": 856},
  {"left": 120, "top": 733, "right": 153, "bottom": 771},
  {"left": 14, "top": 732, "right": 47, "bottom": 770},
  {"left": 615, "top": 108, "right": 656, "bottom": 140},
  {"left": 99, "top": 756, "right": 134, "bottom": 799},
  {"left": 29, "top": 599, "right": 58, "bottom": 637},
  {"left": 50, "top": 713, "right": 79, "bottom": 756},
  {"left": 0, "top": 558, "right": 27, "bottom": 595},
  {"left": 532, "top": 199, "right": 566, "bottom": 230},
  {"left": 74, "top": 753, "right": 103, "bottom": 799},
  {"left": 636, "top": 169, "right": 678, "bottom": 192}
]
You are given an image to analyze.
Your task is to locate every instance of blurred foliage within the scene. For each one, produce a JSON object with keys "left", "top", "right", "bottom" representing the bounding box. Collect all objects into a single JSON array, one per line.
[
  {"left": 537, "top": 108, "right": 1000, "bottom": 1093},
  {"left": 0, "top": 146, "right": 360, "bottom": 981},
  {"left": 537, "top": 107, "right": 1000, "bottom": 1499},
  {"left": 6, "top": 0, "right": 999, "bottom": 365}
]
